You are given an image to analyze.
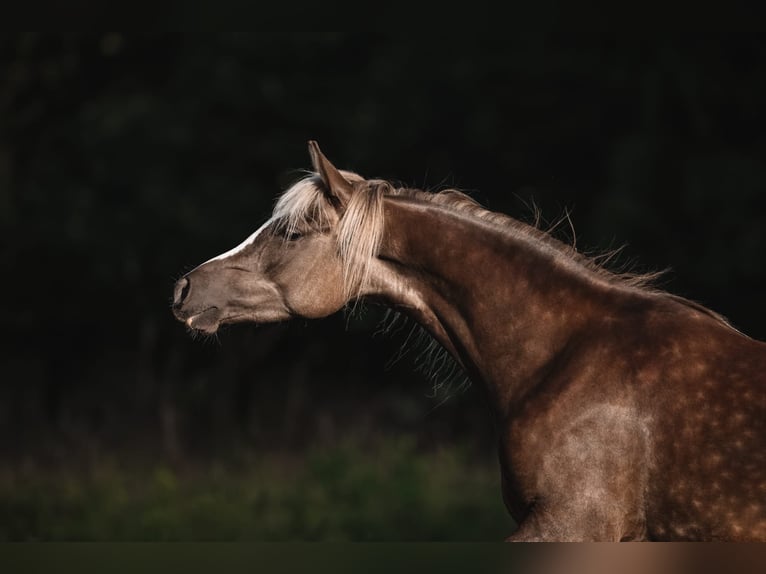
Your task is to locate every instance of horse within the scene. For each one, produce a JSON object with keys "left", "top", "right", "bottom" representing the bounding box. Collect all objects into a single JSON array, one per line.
[{"left": 172, "top": 141, "right": 766, "bottom": 541}]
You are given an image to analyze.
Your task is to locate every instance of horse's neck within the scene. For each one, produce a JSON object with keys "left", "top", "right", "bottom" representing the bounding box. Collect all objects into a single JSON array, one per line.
[{"left": 368, "top": 197, "right": 611, "bottom": 416}]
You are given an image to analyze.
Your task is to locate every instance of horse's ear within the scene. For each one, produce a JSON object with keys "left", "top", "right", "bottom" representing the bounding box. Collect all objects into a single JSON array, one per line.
[{"left": 308, "top": 140, "right": 353, "bottom": 206}]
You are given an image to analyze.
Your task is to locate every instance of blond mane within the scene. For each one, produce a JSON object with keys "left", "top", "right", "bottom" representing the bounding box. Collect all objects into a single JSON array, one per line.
[{"left": 270, "top": 171, "right": 733, "bottom": 330}]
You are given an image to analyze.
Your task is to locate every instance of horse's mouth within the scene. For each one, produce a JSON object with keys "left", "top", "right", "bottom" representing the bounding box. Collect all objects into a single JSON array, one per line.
[{"left": 185, "top": 307, "right": 221, "bottom": 334}]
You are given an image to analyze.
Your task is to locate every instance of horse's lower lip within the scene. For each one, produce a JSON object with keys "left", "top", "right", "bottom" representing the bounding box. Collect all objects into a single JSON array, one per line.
[{"left": 185, "top": 307, "right": 220, "bottom": 332}]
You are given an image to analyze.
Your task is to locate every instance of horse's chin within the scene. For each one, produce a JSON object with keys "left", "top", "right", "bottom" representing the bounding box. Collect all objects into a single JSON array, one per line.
[
  {"left": 185, "top": 307, "right": 222, "bottom": 334},
  {"left": 183, "top": 307, "right": 290, "bottom": 334}
]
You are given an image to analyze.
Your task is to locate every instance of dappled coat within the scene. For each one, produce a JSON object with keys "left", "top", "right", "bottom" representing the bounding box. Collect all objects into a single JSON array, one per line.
[{"left": 174, "top": 142, "right": 766, "bottom": 541}]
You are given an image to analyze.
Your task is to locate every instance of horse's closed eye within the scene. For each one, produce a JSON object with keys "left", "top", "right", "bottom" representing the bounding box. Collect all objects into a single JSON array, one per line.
[{"left": 285, "top": 231, "right": 303, "bottom": 241}]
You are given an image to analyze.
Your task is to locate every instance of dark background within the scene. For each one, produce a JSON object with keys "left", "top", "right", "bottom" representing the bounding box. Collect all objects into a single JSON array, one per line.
[{"left": 1, "top": 27, "right": 765, "bottom": 540}]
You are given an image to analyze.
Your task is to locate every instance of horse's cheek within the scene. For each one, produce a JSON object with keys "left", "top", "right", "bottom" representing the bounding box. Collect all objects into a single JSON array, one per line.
[
  {"left": 281, "top": 266, "right": 346, "bottom": 319},
  {"left": 286, "top": 287, "right": 344, "bottom": 318}
]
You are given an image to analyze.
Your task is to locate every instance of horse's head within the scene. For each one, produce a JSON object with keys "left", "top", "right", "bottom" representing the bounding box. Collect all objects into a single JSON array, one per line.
[{"left": 172, "top": 141, "right": 383, "bottom": 334}]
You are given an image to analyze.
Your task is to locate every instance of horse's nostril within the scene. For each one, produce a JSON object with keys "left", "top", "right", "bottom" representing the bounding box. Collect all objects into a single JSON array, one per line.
[{"left": 173, "top": 277, "right": 191, "bottom": 308}]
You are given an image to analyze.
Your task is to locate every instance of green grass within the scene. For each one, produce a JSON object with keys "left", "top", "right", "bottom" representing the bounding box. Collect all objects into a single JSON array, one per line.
[{"left": 0, "top": 439, "right": 514, "bottom": 541}]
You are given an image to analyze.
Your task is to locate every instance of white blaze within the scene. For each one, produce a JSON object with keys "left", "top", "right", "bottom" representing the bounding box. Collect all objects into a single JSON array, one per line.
[{"left": 202, "top": 218, "right": 274, "bottom": 265}]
